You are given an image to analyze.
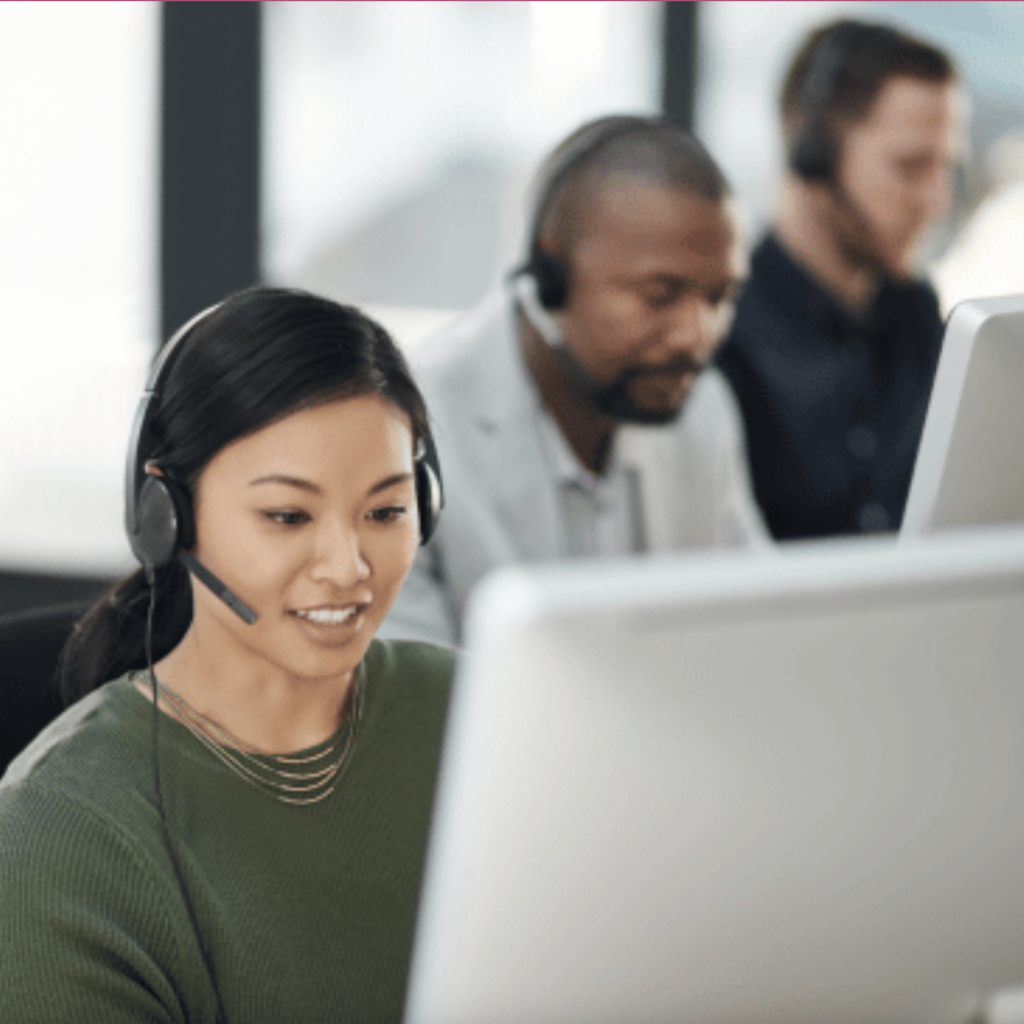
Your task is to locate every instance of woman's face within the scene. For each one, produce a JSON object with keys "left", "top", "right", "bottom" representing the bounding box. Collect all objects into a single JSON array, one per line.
[{"left": 187, "top": 393, "right": 420, "bottom": 686}]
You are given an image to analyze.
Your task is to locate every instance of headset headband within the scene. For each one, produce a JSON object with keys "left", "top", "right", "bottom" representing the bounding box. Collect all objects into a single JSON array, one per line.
[
  {"left": 526, "top": 115, "right": 672, "bottom": 258},
  {"left": 789, "top": 21, "right": 875, "bottom": 183},
  {"left": 124, "top": 303, "right": 223, "bottom": 540}
]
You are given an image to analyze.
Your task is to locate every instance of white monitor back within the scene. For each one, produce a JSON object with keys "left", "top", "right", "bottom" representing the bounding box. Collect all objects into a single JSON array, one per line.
[
  {"left": 902, "top": 294, "right": 1024, "bottom": 535},
  {"left": 406, "top": 530, "right": 1024, "bottom": 1024}
]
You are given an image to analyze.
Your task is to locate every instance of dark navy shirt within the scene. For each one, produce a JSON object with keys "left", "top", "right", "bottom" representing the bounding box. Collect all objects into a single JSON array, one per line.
[{"left": 717, "top": 232, "right": 944, "bottom": 541}]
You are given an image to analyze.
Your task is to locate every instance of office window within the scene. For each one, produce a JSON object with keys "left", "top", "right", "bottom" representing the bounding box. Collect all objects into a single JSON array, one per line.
[
  {"left": 263, "top": 1, "right": 661, "bottom": 349},
  {"left": 0, "top": 1, "right": 158, "bottom": 576}
]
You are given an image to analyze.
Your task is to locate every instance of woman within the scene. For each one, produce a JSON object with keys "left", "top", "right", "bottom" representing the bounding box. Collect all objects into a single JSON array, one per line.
[{"left": 0, "top": 287, "right": 453, "bottom": 1022}]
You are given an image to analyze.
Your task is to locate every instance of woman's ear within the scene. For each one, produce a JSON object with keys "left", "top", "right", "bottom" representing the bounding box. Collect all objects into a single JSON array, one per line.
[{"left": 144, "top": 461, "right": 165, "bottom": 478}]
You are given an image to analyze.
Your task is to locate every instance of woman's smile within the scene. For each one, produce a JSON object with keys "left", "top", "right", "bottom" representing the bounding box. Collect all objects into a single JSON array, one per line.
[{"left": 290, "top": 603, "right": 368, "bottom": 647}]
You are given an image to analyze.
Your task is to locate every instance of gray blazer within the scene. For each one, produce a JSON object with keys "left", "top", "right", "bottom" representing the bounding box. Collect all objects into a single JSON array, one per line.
[{"left": 381, "top": 287, "right": 770, "bottom": 648}]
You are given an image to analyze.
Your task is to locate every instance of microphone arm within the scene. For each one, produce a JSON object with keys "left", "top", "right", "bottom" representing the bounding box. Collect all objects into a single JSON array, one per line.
[{"left": 177, "top": 548, "right": 258, "bottom": 625}]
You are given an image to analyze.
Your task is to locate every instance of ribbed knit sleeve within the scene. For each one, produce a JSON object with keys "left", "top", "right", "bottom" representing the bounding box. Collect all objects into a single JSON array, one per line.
[{"left": 0, "top": 778, "right": 222, "bottom": 1022}]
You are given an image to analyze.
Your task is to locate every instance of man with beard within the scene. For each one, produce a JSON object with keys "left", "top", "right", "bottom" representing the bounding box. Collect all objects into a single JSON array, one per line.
[
  {"left": 717, "top": 20, "right": 963, "bottom": 541},
  {"left": 381, "top": 115, "right": 768, "bottom": 648}
]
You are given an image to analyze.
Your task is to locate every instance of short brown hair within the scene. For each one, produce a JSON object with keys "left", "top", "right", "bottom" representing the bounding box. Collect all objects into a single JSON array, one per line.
[{"left": 781, "top": 18, "right": 956, "bottom": 143}]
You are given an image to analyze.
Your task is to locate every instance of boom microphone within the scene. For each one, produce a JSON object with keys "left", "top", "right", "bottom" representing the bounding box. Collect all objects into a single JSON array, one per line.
[{"left": 178, "top": 549, "right": 258, "bottom": 625}]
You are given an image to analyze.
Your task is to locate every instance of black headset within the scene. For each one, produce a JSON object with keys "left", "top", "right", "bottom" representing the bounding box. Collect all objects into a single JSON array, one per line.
[
  {"left": 788, "top": 20, "right": 874, "bottom": 183},
  {"left": 125, "top": 302, "right": 445, "bottom": 625},
  {"left": 520, "top": 114, "right": 674, "bottom": 311}
]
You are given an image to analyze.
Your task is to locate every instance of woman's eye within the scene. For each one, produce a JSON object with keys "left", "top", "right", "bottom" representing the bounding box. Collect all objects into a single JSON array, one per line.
[
  {"left": 265, "top": 510, "right": 309, "bottom": 527},
  {"left": 368, "top": 505, "right": 407, "bottom": 524}
]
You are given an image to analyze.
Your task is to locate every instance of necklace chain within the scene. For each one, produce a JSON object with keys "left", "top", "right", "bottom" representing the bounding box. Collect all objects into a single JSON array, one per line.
[{"left": 134, "top": 669, "right": 364, "bottom": 806}]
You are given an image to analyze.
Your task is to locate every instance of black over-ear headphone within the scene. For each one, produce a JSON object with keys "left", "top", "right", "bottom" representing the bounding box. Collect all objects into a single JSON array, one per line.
[
  {"left": 521, "top": 115, "right": 672, "bottom": 311},
  {"left": 125, "top": 303, "right": 445, "bottom": 625},
  {"left": 123, "top": 303, "right": 261, "bottom": 616},
  {"left": 413, "top": 432, "right": 444, "bottom": 546},
  {"left": 788, "top": 20, "right": 873, "bottom": 183}
]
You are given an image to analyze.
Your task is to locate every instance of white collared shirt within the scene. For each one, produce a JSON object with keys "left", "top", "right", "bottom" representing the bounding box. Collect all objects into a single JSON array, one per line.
[
  {"left": 380, "top": 285, "right": 771, "bottom": 648},
  {"left": 535, "top": 403, "right": 648, "bottom": 559}
]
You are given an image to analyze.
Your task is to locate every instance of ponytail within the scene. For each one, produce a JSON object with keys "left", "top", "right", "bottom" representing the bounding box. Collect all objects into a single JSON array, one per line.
[{"left": 59, "top": 566, "right": 193, "bottom": 705}]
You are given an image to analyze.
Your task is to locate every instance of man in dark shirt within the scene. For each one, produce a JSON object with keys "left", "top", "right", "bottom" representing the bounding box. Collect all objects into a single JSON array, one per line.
[{"left": 718, "top": 19, "right": 965, "bottom": 540}]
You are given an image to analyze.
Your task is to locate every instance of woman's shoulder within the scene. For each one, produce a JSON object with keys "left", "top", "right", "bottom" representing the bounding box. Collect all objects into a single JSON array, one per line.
[
  {"left": 366, "top": 637, "right": 457, "bottom": 685},
  {"left": 0, "top": 673, "right": 148, "bottom": 805},
  {"left": 0, "top": 675, "right": 170, "bottom": 927},
  {"left": 363, "top": 639, "right": 456, "bottom": 727}
]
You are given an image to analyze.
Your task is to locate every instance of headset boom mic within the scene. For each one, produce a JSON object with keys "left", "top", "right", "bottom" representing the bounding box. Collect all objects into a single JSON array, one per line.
[{"left": 177, "top": 549, "right": 258, "bottom": 625}]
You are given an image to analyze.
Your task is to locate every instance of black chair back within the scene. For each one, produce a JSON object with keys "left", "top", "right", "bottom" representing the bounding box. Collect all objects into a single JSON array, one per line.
[{"left": 0, "top": 603, "right": 88, "bottom": 777}]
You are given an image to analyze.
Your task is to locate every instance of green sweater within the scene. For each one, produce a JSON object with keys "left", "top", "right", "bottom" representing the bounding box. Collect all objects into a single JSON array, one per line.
[{"left": 0, "top": 639, "right": 453, "bottom": 1023}]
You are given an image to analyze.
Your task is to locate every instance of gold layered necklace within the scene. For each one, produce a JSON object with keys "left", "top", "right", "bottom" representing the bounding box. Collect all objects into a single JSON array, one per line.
[{"left": 133, "top": 669, "right": 364, "bottom": 806}]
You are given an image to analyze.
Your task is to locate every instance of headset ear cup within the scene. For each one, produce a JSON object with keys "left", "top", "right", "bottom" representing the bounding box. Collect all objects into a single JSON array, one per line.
[
  {"left": 131, "top": 477, "right": 182, "bottom": 569},
  {"left": 161, "top": 475, "right": 196, "bottom": 550},
  {"left": 415, "top": 435, "right": 444, "bottom": 545},
  {"left": 531, "top": 251, "right": 571, "bottom": 311},
  {"left": 129, "top": 475, "right": 196, "bottom": 569},
  {"left": 416, "top": 461, "right": 442, "bottom": 545},
  {"left": 789, "top": 128, "right": 836, "bottom": 182}
]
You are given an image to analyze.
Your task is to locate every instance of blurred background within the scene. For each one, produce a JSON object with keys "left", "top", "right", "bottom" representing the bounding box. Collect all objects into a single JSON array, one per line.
[{"left": 2, "top": 0, "right": 1024, "bottom": 610}]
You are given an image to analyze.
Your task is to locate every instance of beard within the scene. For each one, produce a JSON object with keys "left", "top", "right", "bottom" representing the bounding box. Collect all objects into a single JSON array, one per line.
[
  {"left": 588, "top": 353, "right": 708, "bottom": 425},
  {"left": 829, "top": 183, "right": 914, "bottom": 280}
]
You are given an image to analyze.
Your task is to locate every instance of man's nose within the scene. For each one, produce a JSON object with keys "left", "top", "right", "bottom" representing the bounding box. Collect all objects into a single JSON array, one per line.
[
  {"left": 922, "top": 165, "right": 954, "bottom": 224},
  {"left": 664, "top": 297, "right": 719, "bottom": 365}
]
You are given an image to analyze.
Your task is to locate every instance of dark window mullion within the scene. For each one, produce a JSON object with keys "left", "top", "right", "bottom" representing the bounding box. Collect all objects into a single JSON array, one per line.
[
  {"left": 661, "top": 1, "right": 700, "bottom": 131},
  {"left": 160, "top": 1, "right": 262, "bottom": 344}
]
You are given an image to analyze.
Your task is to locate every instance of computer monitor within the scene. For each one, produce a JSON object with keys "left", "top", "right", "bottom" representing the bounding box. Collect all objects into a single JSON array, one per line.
[
  {"left": 406, "top": 529, "right": 1024, "bottom": 1024},
  {"left": 902, "top": 294, "right": 1024, "bottom": 535}
]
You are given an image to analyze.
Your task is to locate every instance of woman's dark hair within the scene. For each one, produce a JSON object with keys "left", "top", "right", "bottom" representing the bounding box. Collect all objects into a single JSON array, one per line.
[{"left": 60, "top": 286, "right": 430, "bottom": 703}]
